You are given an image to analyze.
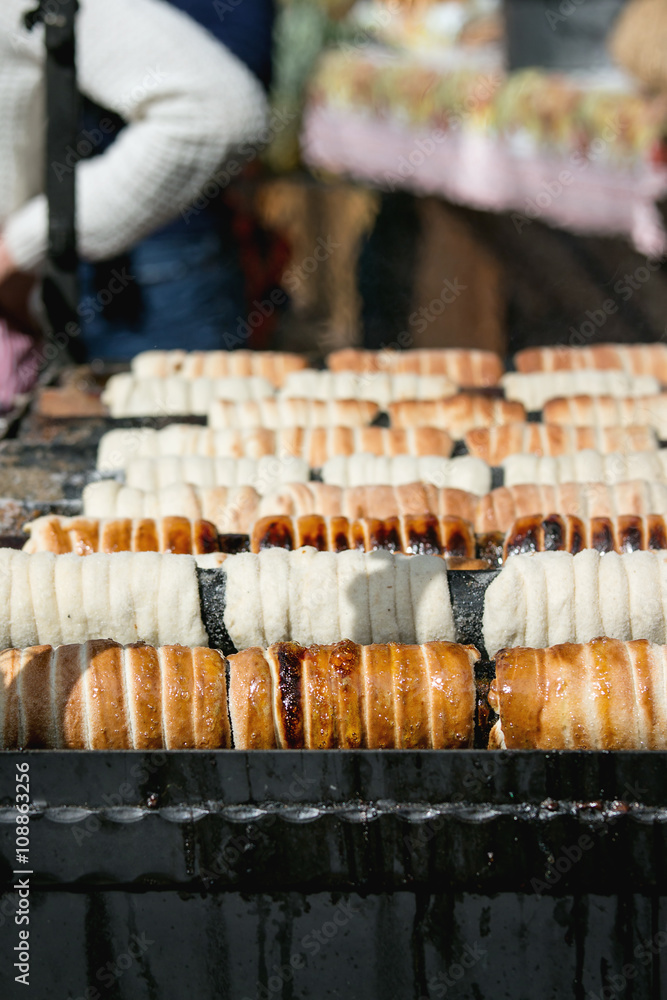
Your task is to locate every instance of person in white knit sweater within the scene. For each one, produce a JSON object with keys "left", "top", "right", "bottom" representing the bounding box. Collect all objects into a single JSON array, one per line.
[{"left": 0, "top": 0, "right": 269, "bottom": 380}]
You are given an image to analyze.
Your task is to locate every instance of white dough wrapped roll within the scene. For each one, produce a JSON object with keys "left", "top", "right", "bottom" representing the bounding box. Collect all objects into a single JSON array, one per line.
[
  {"left": 483, "top": 550, "right": 667, "bottom": 657},
  {"left": 222, "top": 547, "right": 455, "bottom": 651},
  {"left": 101, "top": 374, "right": 275, "bottom": 417},
  {"left": 321, "top": 453, "right": 491, "bottom": 495},
  {"left": 502, "top": 449, "right": 667, "bottom": 487},
  {"left": 123, "top": 454, "right": 309, "bottom": 495},
  {"left": 501, "top": 370, "right": 660, "bottom": 410},
  {"left": 97, "top": 425, "right": 454, "bottom": 472},
  {"left": 0, "top": 550, "right": 207, "bottom": 649},
  {"left": 82, "top": 480, "right": 260, "bottom": 534},
  {"left": 280, "top": 370, "right": 456, "bottom": 407}
]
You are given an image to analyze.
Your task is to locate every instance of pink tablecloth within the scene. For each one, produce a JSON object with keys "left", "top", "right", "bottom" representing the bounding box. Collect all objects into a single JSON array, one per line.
[{"left": 303, "top": 104, "right": 667, "bottom": 256}]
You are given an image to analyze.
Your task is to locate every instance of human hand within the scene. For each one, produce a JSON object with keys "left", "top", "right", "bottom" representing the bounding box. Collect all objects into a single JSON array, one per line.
[
  {"left": 0, "top": 238, "right": 16, "bottom": 284},
  {"left": 0, "top": 240, "right": 36, "bottom": 333}
]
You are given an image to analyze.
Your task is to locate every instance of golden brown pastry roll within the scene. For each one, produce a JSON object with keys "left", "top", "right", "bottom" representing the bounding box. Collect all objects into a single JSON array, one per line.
[
  {"left": 489, "top": 637, "right": 667, "bottom": 750},
  {"left": 249, "top": 514, "right": 475, "bottom": 557},
  {"left": 388, "top": 395, "right": 524, "bottom": 434},
  {"left": 227, "top": 640, "right": 478, "bottom": 749},
  {"left": 501, "top": 513, "right": 667, "bottom": 558},
  {"left": 24, "top": 515, "right": 220, "bottom": 555},
  {"left": 0, "top": 641, "right": 230, "bottom": 749},
  {"left": 327, "top": 348, "right": 503, "bottom": 386}
]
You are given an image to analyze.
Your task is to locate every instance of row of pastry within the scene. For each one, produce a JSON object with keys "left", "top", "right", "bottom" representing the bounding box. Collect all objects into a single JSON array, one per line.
[
  {"left": 127, "top": 343, "right": 667, "bottom": 387},
  {"left": 78, "top": 477, "right": 667, "bottom": 536},
  {"left": 87, "top": 447, "right": 667, "bottom": 500},
  {"left": 96, "top": 420, "right": 667, "bottom": 471},
  {"left": 3, "top": 544, "right": 667, "bottom": 658},
  {"left": 0, "top": 633, "right": 665, "bottom": 752},
  {"left": 102, "top": 341, "right": 667, "bottom": 417},
  {"left": 21, "top": 509, "right": 667, "bottom": 564},
  {"left": 101, "top": 371, "right": 667, "bottom": 420}
]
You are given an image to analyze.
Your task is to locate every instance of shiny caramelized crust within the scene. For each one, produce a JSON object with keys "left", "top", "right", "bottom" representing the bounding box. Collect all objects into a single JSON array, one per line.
[
  {"left": 265, "top": 644, "right": 305, "bottom": 749},
  {"left": 327, "top": 348, "right": 504, "bottom": 386},
  {"left": 19, "top": 645, "right": 55, "bottom": 749},
  {"left": 227, "top": 647, "right": 277, "bottom": 749},
  {"left": 0, "top": 642, "right": 230, "bottom": 749},
  {"left": 191, "top": 647, "right": 231, "bottom": 748},
  {"left": 124, "top": 643, "right": 163, "bottom": 749},
  {"left": 503, "top": 513, "right": 667, "bottom": 557},
  {"left": 464, "top": 423, "right": 656, "bottom": 463},
  {"left": 329, "top": 640, "right": 364, "bottom": 748},
  {"left": 388, "top": 395, "right": 524, "bottom": 434},
  {"left": 515, "top": 343, "right": 667, "bottom": 381},
  {"left": 250, "top": 515, "right": 475, "bottom": 557},
  {"left": 24, "top": 515, "right": 221, "bottom": 555},
  {"left": 295, "top": 514, "right": 328, "bottom": 550},
  {"left": 84, "top": 640, "right": 132, "bottom": 749},
  {"left": 490, "top": 637, "right": 667, "bottom": 750},
  {"left": 226, "top": 641, "right": 478, "bottom": 749},
  {"left": 0, "top": 649, "right": 22, "bottom": 749},
  {"left": 301, "top": 645, "right": 336, "bottom": 749}
]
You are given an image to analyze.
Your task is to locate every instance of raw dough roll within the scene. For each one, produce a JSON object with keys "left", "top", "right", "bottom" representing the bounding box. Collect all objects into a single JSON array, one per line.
[
  {"left": 101, "top": 373, "right": 275, "bottom": 417},
  {"left": 123, "top": 454, "right": 309, "bottom": 495},
  {"left": 0, "top": 551, "right": 208, "bottom": 649},
  {"left": 483, "top": 549, "right": 667, "bottom": 657},
  {"left": 321, "top": 453, "right": 491, "bottom": 495},
  {"left": 0, "top": 641, "right": 229, "bottom": 749},
  {"left": 501, "top": 370, "right": 659, "bottom": 410},
  {"left": 280, "top": 370, "right": 457, "bottom": 407},
  {"left": 489, "top": 637, "right": 667, "bottom": 749},
  {"left": 82, "top": 480, "right": 261, "bottom": 534},
  {"left": 97, "top": 424, "right": 451, "bottom": 472},
  {"left": 502, "top": 449, "right": 667, "bottom": 487},
  {"left": 228, "top": 640, "right": 478, "bottom": 748},
  {"left": 97, "top": 425, "right": 278, "bottom": 471},
  {"left": 222, "top": 547, "right": 455, "bottom": 650}
]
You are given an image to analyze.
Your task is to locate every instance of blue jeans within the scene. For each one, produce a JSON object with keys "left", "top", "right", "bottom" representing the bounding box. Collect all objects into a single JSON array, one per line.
[{"left": 78, "top": 228, "right": 246, "bottom": 360}]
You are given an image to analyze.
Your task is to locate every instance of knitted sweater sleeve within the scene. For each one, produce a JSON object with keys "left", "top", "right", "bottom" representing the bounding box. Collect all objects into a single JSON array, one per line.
[{"left": 3, "top": 0, "right": 268, "bottom": 270}]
